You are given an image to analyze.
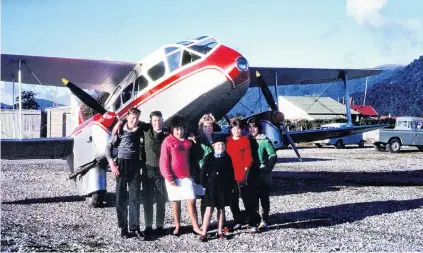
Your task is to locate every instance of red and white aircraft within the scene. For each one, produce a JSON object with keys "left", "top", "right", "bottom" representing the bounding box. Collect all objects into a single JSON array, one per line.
[{"left": 1, "top": 36, "right": 385, "bottom": 206}]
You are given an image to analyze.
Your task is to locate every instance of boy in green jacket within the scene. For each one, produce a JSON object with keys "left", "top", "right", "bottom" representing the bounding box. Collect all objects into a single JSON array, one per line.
[{"left": 247, "top": 117, "right": 277, "bottom": 230}]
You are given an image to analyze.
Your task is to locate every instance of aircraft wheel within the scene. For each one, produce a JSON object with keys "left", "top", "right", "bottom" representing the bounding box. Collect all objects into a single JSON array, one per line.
[
  {"left": 86, "top": 190, "right": 106, "bottom": 208},
  {"left": 335, "top": 140, "right": 344, "bottom": 149},
  {"left": 374, "top": 144, "right": 386, "bottom": 152},
  {"left": 386, "top": 138, "right": 401, "bottom": 153},
  {"left": 315, "top": 144, "right": 322, "bottom": 148},
  {"left": 358, "top": 140, "right": 365, "bottom": 148}
]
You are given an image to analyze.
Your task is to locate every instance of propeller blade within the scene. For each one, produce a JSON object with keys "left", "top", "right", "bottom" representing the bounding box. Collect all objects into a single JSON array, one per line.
[
  {"left": 281, "top": 123, "right": 302, "bottom": 162},
  {"left": 256, "top": 71, "right": 278, "bottom": 111},
  {"left": 62, "top": 78, "right": 107, "bottom": 115}
]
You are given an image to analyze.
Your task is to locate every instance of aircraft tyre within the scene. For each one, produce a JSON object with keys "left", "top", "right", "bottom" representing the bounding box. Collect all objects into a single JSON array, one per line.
[
  {"left": 86, "top": 190, "right": 106, "bottom": 208},
  {"left": 335, "top": 140, "right": 344, "bottom": 149},
  {"left": 358, "top": 140, "right": 365, "bottom": 148},
  {"left": 386, "top": 138, "right": 401, "bottom": 153}
]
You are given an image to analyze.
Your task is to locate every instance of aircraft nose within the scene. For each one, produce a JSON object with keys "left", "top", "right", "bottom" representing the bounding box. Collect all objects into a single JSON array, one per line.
[{"left": 230, "top": 56, "right": 250, "bottom": 88}]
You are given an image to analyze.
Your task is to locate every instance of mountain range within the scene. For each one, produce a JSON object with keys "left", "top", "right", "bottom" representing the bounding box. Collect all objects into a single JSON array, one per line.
[{"left": 0, "top": 98, "right": 64, "bottom": 110}]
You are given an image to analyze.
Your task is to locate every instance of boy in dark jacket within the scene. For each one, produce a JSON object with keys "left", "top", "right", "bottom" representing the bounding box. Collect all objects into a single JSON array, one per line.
[
  {"left": 142, "top": 111, "right": 170, "bottom": 237},
  {"left": 105, "top": 107, "right": 150, "bottom": 239},
  {"left": 112, "top": 111, "right": 170, "bottom": 239},
  {"left": 247, "top": 117, "right": 277, "bottom": 230}
]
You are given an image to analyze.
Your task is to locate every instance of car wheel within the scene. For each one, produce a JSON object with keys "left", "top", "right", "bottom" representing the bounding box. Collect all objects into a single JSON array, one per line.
[
  {"left": 315, "top": 144, "right": 322, "bottom": 148},
  {"left": 86, "top": 190, "right": 106, "bottom": 208},
  {"left": 386, "top": 139, "right": 401, "bottom": 153},
  {"left": 335, "top": 140, "right": 344, "bottom": 149},
  {"left": 417, "top": 146, "right": 423, "bottom": 152},
  {"left": 358, "top": 140, "right": 365, "bottom": 148}
]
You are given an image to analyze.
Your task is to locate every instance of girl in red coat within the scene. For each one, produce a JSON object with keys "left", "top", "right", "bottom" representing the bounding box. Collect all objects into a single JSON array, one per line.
[{"left": 225, "top": 118, "right": 261, "bottom": 233}]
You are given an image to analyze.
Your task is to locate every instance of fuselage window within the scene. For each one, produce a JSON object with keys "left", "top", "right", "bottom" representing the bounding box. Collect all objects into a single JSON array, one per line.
[
  {"left": 188, "top": 38, "right": 218, "bottom": 55},
  {"left": 113, "top": 94, "right": 122, "bottom": 111},
  {"left": 121, "top": 82, "right": 134, "bottom": 105},
  {"left": 148, "top": 61, "right": 166, "bottom": 81},
  {"left": 134, "top": 75, "right": 148, "bottom": 96},
  {"left": 167, "top": 50, "right": 182, "bottom": 73},
  {"left": 181, "top": 50, "right": 201, "bottom": 66}
]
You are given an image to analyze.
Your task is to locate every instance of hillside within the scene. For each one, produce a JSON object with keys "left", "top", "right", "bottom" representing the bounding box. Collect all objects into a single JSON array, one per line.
[
  {"left": 229, "top": 56, "right": 422, "bottom": 117},
  {"left": 351, "top": 56, "right": 423, "bottom": 117}
]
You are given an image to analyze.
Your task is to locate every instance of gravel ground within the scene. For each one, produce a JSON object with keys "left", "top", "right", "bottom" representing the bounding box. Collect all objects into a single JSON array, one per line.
[{"left": 1, "top": 145, "right": 423, "bottom": 252}]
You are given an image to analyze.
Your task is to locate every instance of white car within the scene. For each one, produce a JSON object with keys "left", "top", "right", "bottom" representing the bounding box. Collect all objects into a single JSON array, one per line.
[{"left": 313, "top": 123, "right": 365, "bottom": 149}]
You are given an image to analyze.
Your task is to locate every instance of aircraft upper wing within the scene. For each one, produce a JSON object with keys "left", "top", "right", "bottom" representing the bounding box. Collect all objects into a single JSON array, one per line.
[
  {"left": 1, "top": 137, "right": 73, "bottom": 160},
  {"left": 1, "top": 54, "right": 136, "bottom": 93},
  {"left": 249, "top": 67, "right": 382, "bottom": 86}
]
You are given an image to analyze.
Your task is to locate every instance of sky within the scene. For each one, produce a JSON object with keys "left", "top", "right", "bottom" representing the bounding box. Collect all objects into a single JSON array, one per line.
[{"left": 1, "top": 0, "right": 422, "bottom": 105}]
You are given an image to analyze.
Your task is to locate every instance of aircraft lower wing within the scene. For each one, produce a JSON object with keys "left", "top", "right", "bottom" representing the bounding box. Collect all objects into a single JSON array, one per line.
[
  {"left": 282, "top": 124, "right": 388, "bottom": 144},
  {"left": 249, "top": 67, "right": 382, "bottom": 86},
  {"left": 1, "top": 54, "right": 136, "bottom": 92},
  {"left": 1, "top": 138, "right": 73, "bottom": 160}
]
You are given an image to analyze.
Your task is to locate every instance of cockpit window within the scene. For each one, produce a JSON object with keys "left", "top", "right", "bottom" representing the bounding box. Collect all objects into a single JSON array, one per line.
[
  {"left": 177, "top": 41, "right": 193, "bottom": 46},
  {"left": 148, "top": 61, "right": 166, "bottom": 81},
  {"left": 167, "top": 50, "right": 182, "bottom": 72},
  {"left": 188, "top": 38, "right": 218, "bottom": 55},
  {"left": 165, "top": 47, "right": 179, "bottom": 54},
  {"left": 182, "top": 50, "right": 201, "bottom": 66},
  {"left": 193, "top": 36, "right": 209, "bottom": 41}
]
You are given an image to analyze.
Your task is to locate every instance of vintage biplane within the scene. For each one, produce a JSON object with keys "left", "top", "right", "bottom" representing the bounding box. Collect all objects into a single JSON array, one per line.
[{"left": 1, "top": 36, "right": 386, "bottom": 207}]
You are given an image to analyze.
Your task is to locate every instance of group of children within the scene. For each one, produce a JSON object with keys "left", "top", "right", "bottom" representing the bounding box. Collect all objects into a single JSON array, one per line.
[{"left": 105, "top": 108, "right": 277, "bottom": 242}]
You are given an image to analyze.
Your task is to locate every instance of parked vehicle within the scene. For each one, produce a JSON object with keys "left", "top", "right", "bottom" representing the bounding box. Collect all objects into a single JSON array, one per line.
[
  {"left": 373, "top": 116, "right": 423, "bottom": 153},
  {"left": 313, "top": 123, "right": 365, "bottom": 149}
]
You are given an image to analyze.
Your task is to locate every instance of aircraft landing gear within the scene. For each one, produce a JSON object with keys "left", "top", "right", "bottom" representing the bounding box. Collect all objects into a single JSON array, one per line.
[
  {"left": 86, "top": 190, "right": 106, "bottom": 208},
  {"left": 74, "top": 165, "right": 107, "bottom": 208}
]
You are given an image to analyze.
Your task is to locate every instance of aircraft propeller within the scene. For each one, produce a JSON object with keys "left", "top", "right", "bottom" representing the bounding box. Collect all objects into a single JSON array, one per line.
[
  {"left": 61, "top": 78, "right": 107, "bottom": 115},
  {"left": 255, "top": 71, "right": 302, "bottom": 161}
]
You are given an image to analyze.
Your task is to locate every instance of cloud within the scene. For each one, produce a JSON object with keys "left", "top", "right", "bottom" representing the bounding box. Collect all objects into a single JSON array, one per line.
[
  {"left": 345, "top": 0, "right": 387, "bottom": 27},
  {"left": 345, "top": 0, "right": 423, "bottom": 55}
]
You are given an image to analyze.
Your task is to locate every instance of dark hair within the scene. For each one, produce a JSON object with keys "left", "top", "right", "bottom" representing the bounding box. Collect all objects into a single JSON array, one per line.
[
  {"left": 247, "top": 117, "right": 262, "bottom": 131},
  {"left": 149, "top": 111, "right": 162, "bottom": 119},
  {"left": 169, "top": 115, "right": 186, "bottom": 132},
  {"left": 128, "top": 107, "right": 141, "bottom": 115},
  {"left": 211, "top": 135, "right": 226, "bottom": 145},
  {"left": 229, "top": 118, "right": 243, "bottom": 129}
]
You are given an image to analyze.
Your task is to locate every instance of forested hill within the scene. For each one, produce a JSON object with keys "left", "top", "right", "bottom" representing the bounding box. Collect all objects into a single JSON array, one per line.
[{"left": 351, "top": 56, "right": 423, "bottom": 117}]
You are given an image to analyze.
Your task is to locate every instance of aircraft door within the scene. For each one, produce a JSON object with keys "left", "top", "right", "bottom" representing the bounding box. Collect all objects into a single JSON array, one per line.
[
  {"left": 72, "top": 126, "right": 96, "bottom": 169},
  {"left": 261, "top": 120, "right": 283, "bottom": 149}
]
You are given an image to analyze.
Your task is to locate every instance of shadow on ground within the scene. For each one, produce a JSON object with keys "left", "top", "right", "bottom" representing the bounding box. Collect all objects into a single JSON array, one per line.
[
  {"left": 262, "top": 198, "right": 423, "bottom": 230},
  {"left": 270, "top": 170, "right": 423, "bottom": 196},
  {"left": 2, "top": 195, "right": 85, "bottom": 205}
]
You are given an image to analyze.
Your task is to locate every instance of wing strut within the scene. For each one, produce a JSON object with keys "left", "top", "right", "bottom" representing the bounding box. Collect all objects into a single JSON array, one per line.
[
  {"left": 273, "top": 72, "right": 279, "bottom": 108},
  {"left": 12, "top": 75, "right": 16, "bottom": 138},
  {"left": 18, "top": 60, "right": 22, "bottom": 139},
  {"left": 340, "top": 71, "right": 353, "bottom": 125}
]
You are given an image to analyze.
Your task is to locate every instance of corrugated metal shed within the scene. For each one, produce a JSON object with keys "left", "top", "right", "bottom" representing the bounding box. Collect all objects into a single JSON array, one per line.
[
  {"left": 0, "top": 109, "right": 44, "bottom": 139},
  {"left": 45, "top": 106, "right": 73, "bottom": 137},
  {"left": 278, "top": 96, "right": 359, "bottom": 121}
]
